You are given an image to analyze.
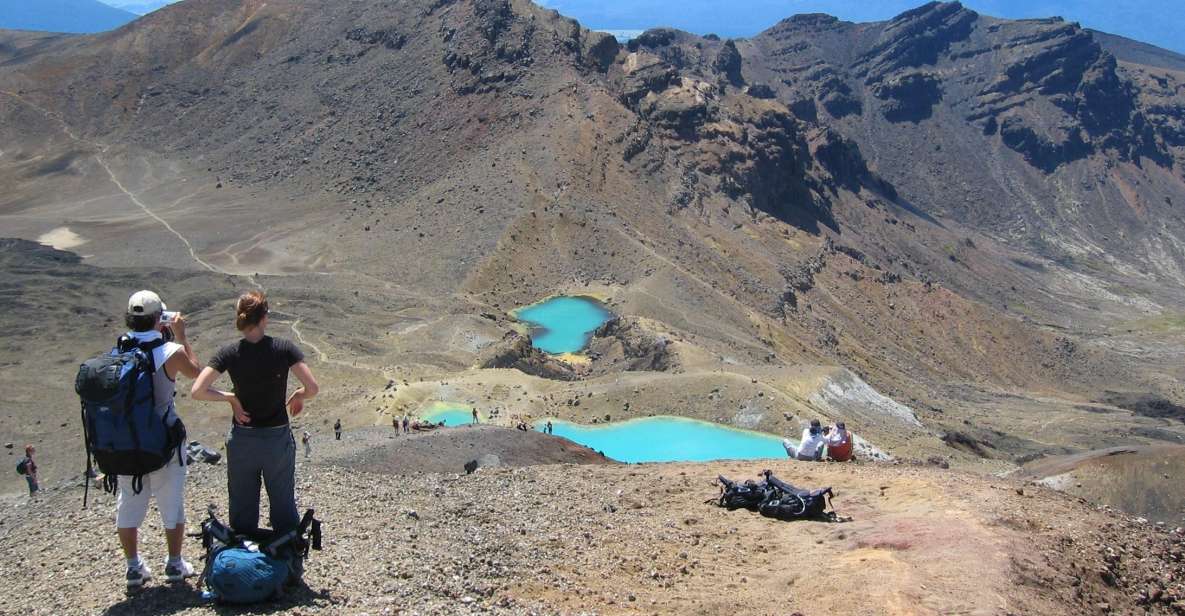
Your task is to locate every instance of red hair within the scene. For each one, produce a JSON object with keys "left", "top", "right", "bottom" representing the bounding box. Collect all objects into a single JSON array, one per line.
[{"left": 235, "top": 290, "right": 269, "bottom": 331}]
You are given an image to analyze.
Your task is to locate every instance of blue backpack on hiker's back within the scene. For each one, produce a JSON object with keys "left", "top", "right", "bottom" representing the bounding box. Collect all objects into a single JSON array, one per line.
[{"left": 75, "top": 336, "right": 185, "bottom": 505}]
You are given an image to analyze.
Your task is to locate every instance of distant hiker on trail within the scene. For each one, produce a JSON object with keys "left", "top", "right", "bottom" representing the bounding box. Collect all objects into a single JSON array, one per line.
[
  {"left": 115, "top": 290, "right": 203, "bottom": 589},
  {"left": 546, "top": 421, "right": 553, "bottom": 435},
  {"left": 302, "top": 432, "right": 312, "bottom": 459},
  {"left": 334, "top": 419, "right": 342, "bottom": 441},
  {"left": 17, "top": 445, "right": 38, "bottom": 495},
  {"left": 471, "top": 408, "right": 479, "bottom": 424},
  {"left": 825, "top": 421, "right": 855, "bottom": 462},
  {"left": 402, "top": 415, "right": 410, "bottom": 434},
  {"left": 191, "top": 290, "right": 319, "bottom": 538},
  {"left": 783, "top": 419, "right": 826, "bottom": 461},
  {"left": 392, "top": 416, "right": 399, "bottom": 434}
]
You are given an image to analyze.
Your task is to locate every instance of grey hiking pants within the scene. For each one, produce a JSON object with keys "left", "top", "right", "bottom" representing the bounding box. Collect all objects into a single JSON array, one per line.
[{"left": 226, "top": 424, "right": 299, "bottom": 534}]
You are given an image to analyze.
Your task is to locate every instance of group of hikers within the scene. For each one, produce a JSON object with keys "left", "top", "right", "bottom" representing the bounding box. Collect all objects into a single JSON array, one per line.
[
  {"left": 39, "top": 286, "right": 861, "bottom": 594},
  {"left": 783, "top": 419, "right": 855, "bottom": 462},
  {"left": 80, "top": 289, "right": 320, "bottom": 590}
]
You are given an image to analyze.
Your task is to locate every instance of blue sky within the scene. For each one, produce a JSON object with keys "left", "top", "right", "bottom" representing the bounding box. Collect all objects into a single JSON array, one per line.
[{"left": 535, "top": 0, "right": 1185, "bottom": 54}]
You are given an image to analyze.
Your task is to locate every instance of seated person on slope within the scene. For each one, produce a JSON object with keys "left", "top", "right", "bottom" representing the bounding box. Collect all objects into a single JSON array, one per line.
[
  {"left": 824, "top": 421, "right": 854, "bottom": 462},
  {"left": 782, "top": 419, "right": 826, "bottom": 461}
]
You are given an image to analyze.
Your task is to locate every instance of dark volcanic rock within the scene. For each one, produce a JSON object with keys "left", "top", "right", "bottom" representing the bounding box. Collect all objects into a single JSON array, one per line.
[
  {"left": 587, "top": 317, "right": 674, "bottom": 372},
  {"left": 1098, "top": 392, "right": 1185, "bottom": 422},
  {"left": 856, "top": 1, "right": 977, "bottom": 82},
  {"left": 628, "top": 28, "right": 678, "bottom": 52},
  {"left": 479, "top": 333, "right": 579, "bottom": 380},
  {"left": 998, "top": 115, "right": 1090, "bottom": 172},
  {"left": 713, "top": 40, "right": 744, "bottom": 87},
  {"left": 745, "top": 83, "right": 776, "bottom": 99},
  {"left": 872, "top": 71, "right": 943, "bottom": 122},
  {"left": 581, "top": 30, "right": 620, "bottom": 71}
]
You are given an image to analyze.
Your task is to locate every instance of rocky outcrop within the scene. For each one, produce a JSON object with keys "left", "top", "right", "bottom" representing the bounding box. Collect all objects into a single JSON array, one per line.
[
  {"left": 619, "top": 51, "right": 678, "bottom": 107},
  {"left": 581, "top": 30, "right": 620, "bottom": 71},
  {"left": 811, "top": 128, "right": 897, "bottom": 199},
  {"left": 713, "top": 40, "right": 744, "bottom": 87},
  {"left": 479, "top": 332, "right": 580, "bottom": 380},
  {"left": 586, "top": 317, "right": 674, "bottom": 372},
  {"left": 871, "top": 71, "right": 942, "bottom": 122},
  {"left": 998, "top": 115, "right": 1089, "bottom": 172},
  {"left": 855, "top": 1, "right": 977, "bottom": 82},
  {"left": 745, "top": 83, "right": 776, "bottom": 99},
  {"left": 477, "top": 318, "right": 675, "bottom": 379},
  {"left": 971, "top": 19, "right": 1170, "bottom": 168},
  {"left": 615, "top": 49, "right": 835, "bottom": 229}
]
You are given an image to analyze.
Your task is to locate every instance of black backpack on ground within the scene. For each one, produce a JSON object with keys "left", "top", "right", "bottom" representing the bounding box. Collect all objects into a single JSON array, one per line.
[
  {"left": 717, "top": 475, "right": 769, "bottom": 510},
  {"left": 714, "top": 470, "right": 836, "bottom": 521}
]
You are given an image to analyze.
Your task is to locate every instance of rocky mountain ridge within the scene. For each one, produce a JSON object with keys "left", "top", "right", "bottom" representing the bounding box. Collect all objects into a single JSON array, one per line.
[{"left": 1, "top": 0, "right": 1184, "bottom": 504}]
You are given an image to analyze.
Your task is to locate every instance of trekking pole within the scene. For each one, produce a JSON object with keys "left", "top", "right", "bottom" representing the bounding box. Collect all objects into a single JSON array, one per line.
[{"left": 81, "top": 402, "right": 92, "bottom": 509}]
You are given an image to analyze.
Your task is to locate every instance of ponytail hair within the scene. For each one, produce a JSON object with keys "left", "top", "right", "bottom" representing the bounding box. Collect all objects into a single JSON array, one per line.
[{"left": 235, "top": 290, "right": 269, "bottom": 331}]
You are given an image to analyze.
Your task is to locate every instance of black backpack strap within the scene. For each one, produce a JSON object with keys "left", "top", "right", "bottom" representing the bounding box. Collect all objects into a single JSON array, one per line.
[
  {"left": 103, "top": 473, "right": 119, "bottom": 494},
  {"left": 81, "top": 400, "right": 92, "bottom": 509},
  {"left": 135, "top": 337, "right": 166, "bottom": 373}
]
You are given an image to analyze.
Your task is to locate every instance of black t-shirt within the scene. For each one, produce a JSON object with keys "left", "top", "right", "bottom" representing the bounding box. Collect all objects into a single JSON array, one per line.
[{"left": 209, "top": 336, "right": 305, "bottom": 428}]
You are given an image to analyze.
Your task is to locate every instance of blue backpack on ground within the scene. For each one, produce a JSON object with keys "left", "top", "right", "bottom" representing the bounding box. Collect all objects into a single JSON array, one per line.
[
  {"left": 196, "top": 506, "right": 322, "bottom": 604},
  {"left": 206, "top": 548, "right": 291, "bottom": 604},
  {"left": 75, "top": 335, "right": 185, "bottom": 507}
]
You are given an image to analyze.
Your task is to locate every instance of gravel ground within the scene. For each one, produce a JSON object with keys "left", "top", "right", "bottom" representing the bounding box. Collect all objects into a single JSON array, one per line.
[{"left": 2, "top": 431, "right": 1185, "bottom": 616}]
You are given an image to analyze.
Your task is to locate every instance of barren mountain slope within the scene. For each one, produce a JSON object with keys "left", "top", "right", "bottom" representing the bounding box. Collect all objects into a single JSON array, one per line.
[
  {"left": 740, "top": 3, "right": 1185, "bottom": 296},
  {"left": 1, "top": 0, "right": 1184, "bottom": 485}
]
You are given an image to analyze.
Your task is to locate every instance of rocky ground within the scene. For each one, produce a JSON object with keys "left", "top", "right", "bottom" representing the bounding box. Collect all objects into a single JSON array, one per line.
[{"left": 2, "top": 428, "right": 1185, "bottom": 615}]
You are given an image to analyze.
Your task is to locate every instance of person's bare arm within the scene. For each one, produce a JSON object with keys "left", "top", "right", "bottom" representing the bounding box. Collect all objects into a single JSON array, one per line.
[
  {"left": 164, "top": 314, "right": 201, "bottom": 380},
  {"left": 191, "top": 367, "right": 249, "bottom": 424},
  {"left": 286, "top": 362, "right": 319, "bottom": 416}
]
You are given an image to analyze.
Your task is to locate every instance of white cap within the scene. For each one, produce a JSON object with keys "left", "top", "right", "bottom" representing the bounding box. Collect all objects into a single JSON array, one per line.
[{"left": 127, "top": 290, "right": 166, "bottom": 316}]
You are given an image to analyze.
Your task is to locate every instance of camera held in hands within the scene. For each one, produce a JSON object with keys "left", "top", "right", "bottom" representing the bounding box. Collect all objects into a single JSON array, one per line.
[{"left": 160, "top": 311, "right": 178, "bottom": 342}]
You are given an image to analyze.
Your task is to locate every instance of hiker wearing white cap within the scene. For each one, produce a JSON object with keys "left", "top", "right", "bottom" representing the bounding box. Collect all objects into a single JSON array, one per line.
[{"left": 117, "top": 290, "right": 203, "bottom": 589}]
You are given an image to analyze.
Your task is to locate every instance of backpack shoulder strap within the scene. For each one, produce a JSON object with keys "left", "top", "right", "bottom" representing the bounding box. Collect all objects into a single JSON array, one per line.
[{"left": 138, "top": 338, "right": 166, "bottom": 351}]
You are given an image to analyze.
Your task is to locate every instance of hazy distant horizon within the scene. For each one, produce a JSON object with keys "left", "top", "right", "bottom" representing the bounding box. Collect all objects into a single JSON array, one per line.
[
  {"left": 76, "top": 0, "right": 1185, "bottom": 55},
  {"left": 537, "top": 0, "right": 1185, "bottom": 55}
]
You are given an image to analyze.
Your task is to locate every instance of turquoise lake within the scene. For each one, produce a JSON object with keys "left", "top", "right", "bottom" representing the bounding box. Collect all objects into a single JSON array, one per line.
[
  {"left": 422, "top": 404, "right": 477, "bottom": 426},
  {"left": 538, "top": 416, "right": 788, "bottom": 463},
  {"left": 514, "top": 296, "right": 613, "bottom": 354}
]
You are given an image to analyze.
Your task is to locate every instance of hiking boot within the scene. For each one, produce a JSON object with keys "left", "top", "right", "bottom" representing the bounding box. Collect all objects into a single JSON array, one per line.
[
  {"left": 126, "top": 561, "right": 152, "bottom": 589},
  {"left": 165, "top": 559, "right": 196, "bottom": 583}
]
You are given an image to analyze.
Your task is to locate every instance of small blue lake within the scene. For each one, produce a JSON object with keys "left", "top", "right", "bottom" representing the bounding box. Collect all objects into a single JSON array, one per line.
[
  {"left": 537, "top": 416, "right": 788, "bottom": 463},
  {"left": 513, "top": 296, "right": 613, "bottom": 354},
  {"left": 421, "top": 403, "right": 477, "bottom": 426}
]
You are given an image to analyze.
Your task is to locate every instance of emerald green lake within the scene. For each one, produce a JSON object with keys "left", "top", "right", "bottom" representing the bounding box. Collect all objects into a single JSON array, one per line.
[
  {"left": 422, "top": 403, "right": 477, "bottom": 426},
  {"left": 514, "top": 296, "right": 613, "bottom": 354},
  {"left": 538, "top": 416, "right": 788, "bottom": 463}
]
